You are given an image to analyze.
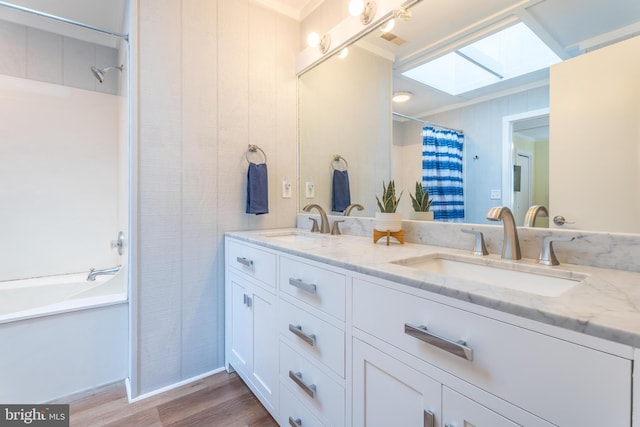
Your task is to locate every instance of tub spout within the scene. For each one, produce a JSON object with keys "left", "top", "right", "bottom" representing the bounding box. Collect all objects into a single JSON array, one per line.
[{"left": 87, "top": 265, "right": 121, "bottom": 282}]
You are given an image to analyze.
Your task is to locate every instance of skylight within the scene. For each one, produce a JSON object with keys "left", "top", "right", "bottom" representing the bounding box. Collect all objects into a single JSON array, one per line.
[{"left": 402, "top": 22, "right": 562, "bottom": 96}]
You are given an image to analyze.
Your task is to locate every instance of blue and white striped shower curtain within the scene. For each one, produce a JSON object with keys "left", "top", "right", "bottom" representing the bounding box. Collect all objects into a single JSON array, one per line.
[{"left": 422, "top": 126, "right": 465, "bottom": 222}]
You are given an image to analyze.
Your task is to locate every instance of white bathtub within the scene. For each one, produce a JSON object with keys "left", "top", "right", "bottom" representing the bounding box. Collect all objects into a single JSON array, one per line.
[{"left": 0, "top": 269, "right": 128, "bottom": 403}]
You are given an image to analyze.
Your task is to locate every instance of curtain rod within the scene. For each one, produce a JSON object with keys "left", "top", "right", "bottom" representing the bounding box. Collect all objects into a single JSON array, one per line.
[
  {"left": 393, "top": 112, "right": 463, "bottom": 134},
  {"left": 0, "top": 1, "right": 129, "bottom": 41}
]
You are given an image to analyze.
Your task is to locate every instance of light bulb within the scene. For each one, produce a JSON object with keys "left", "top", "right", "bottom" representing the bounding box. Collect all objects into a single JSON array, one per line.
[
  {"left": 307, "top": 32, "right": 320, "bottom": 48},
  {"left": 380, "top": 18, "right": 395, "bottom": 33},
  {"left": 337, "top": 48, "right": 349, "bottom": 59},
  {"left": 349, "top": 0, "right": 365, "bottom": 17}
]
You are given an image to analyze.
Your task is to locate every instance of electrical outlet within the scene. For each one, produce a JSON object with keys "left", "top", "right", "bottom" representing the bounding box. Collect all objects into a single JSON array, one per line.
[
  {"left": 305, "top": 181, "right": 315, "bottom": 198},
  {"left": 490, "top": 189, "right": 501, "bottom": 200},
  {"left": 282, "top": 179, "right": 292, "bottom": 198}
]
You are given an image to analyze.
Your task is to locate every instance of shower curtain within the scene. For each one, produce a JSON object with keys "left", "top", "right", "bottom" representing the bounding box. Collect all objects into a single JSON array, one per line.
[{"left": 422, "top": 126, "right": 465, "bottom": 222}]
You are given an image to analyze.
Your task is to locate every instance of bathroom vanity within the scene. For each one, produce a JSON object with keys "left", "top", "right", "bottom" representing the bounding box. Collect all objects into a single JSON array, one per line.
[{"left": 224, "top": 229, "right": 639, "bottom": 426}]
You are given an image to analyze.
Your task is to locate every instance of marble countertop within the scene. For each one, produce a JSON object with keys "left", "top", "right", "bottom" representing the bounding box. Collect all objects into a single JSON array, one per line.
[{"left": 227, "top": 228, "right": 640, "bottom": 349}]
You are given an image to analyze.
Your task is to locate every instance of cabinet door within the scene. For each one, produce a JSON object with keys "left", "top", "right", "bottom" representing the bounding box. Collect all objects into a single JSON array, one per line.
[
  {"left": 251, "top": 284, "right": 278, "bottom": 412},
  {"left": 353, "top": 339, "right": 441, "bottom": 427},
  {"left": 442, "top": 387, "right": 518, "bottom": 427},
  {"left": 229, "top": 276, "right": 252, "bottom": 375}
]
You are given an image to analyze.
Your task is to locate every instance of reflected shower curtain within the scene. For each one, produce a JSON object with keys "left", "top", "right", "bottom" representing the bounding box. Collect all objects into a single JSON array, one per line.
[{"left": 422, "top": 126, "right": 465, "bottom": 222}]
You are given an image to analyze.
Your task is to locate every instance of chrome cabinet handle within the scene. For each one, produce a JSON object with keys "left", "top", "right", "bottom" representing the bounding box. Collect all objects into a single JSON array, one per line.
[
  {"left": 289, "top": 278, "right": 317, "bottom": 294},
  {"left": 288, "top": 324, "right": 317, "bottom": 347},
  {"left": 236, "top": 256, "right": 254, "bottom": 267},
  {"left": 424, "top": 410, "right": 435, "bottom": 427},
  {"left": 288, "top": 417, "right": 302, "bottom": 427},
  {"left": 288, "top": 370, "right": 316, "bottom": 398},
  {"left": 405, "top": 323, "right": 473, "bottom": 361}
]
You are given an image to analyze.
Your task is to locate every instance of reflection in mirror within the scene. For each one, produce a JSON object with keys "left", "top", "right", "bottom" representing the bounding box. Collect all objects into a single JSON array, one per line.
[{"left": 299, "top": 0, "right": 640, "bottom": 233}]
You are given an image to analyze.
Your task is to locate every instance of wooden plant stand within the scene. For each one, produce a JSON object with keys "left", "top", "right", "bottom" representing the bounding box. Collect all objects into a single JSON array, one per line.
[{"left": 373, "top": 229, "right": 405, "bottom": 246}]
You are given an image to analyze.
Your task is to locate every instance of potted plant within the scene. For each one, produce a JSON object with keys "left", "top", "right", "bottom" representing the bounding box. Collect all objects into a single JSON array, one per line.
[
  {"left": 374, "top": 180, "right": 403, "bottom": 231},
  {"left": 409, "top": 181, "right": 434, "bottom": 221}
]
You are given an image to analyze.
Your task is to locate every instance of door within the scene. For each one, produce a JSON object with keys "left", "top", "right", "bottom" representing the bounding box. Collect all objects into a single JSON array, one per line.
[
  {"left": 353, "top": 338, "right": 441, "bottom": 427},
  {"left": 513, "top": 151, "right": 532, "bottom": 225},
  {"left": 442, "top": 387, "right": 518, "bottom": 427},
  {"left": 229, "top": 273, "right": 252, "bottom": 376}
]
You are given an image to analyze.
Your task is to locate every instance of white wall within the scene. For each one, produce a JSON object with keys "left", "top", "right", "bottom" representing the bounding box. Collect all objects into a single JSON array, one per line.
[
  {"left": 550, "top": 35, "right": 640, "bottom": 233},
  {"left": 132, "top": 0, "right": 298, "bottom": 397},
  {"left": 0, "top": 74, "right": 122, "bottom": 281},
  {"left": 392, "top": 85, "right": 550, "bottom": 223},
  {"left": 299, "top": 45, "right": 392, "bottom": 217}
]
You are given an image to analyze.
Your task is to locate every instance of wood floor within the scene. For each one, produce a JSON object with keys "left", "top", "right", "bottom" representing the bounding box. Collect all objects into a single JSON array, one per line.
[{"left": 53, "top": 371, "right": 279, "bottom": 427}]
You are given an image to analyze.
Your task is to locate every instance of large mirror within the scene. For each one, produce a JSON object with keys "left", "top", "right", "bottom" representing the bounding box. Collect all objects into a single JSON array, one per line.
[{"left": 299, "top": 0, "right": 640, "bottom": 233}]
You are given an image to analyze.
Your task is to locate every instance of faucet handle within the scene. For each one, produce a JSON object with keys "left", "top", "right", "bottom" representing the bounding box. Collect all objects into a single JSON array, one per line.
[
  {"left": 539, "top": 236, "right": 575, "bottom": 266},
  {"left": 308, "top": 217, "right": 319, "bottom": 232},
  {"left": 331, "top": 220, "right": 345, "bottom": 235},
  {"left": 461, "top": 229, "right": 489, "bottom": 256}
]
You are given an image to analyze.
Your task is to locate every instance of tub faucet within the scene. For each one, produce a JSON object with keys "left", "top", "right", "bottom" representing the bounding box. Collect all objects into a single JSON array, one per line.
[
  {"left": 343, "top": 203, "right": 364, "bottom": 216},
  {"left": 523, "top": 205, "right": 548, "bottom": 227},
  {"left": 302, "top": 204, "right": 330, "bottom": 233},
  {"left": 87, "top": 265, "right": 122, "bottom": 282},
  {"left": 486, "top": 206, "right": 521, "bottom": 260}
]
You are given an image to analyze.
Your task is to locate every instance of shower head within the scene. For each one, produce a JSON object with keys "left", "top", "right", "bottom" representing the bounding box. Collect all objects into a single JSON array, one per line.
[{"left": 90, "top": 64, "right": 123, "bottom": 83}]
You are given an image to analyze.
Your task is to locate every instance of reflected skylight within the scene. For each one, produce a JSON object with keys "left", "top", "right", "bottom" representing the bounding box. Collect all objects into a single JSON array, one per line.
[{"left": 402, "top": 22, "right": 562, "bottom": 96}]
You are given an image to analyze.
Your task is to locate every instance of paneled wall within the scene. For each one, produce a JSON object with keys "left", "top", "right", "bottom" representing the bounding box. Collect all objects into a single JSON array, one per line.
[
  {"left": 392, "top": 85, "right": 550, "bottom": 224},
  {"left": 133, "top": 0, "right": 298, "bottom": 396}
]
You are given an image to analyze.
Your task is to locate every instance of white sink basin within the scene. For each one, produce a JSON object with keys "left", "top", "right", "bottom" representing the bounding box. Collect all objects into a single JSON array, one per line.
[
  {"left": 391, "top": 254, "right": 587, "bottom": 297},
  {"left": 259, "top": 230, "right": 325, "bottom": 242}
]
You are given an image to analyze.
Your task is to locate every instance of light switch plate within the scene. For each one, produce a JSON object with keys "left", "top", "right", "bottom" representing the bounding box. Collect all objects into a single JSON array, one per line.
[
  {"left": 305, "top": 181, "right": 315, "bottom": 198},
  {"left": 490, "top": 189, "right": 501, "bottom": 200},
  {"left": 282, "top": 179, "right": 292, "bottom": 198}
]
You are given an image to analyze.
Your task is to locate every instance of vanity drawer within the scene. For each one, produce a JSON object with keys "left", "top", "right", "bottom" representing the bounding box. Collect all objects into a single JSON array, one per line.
[
  {"left": 226, "top": 238, "right": 276, "bottom": 289},
  {"left": 352, "top": 278, "right": 632, "bottom": 427},
  {"left": 280, "top": 341, "right": 345, "bottom": 427},
  {"left": 280, "top": 382, "right": 326, "bottom": 427},
  {"left": 279, "top": 298, "right": 345, "bottom": 378},
  {"left": 280, "top": 257, "right": 346, "bottom": 320}
]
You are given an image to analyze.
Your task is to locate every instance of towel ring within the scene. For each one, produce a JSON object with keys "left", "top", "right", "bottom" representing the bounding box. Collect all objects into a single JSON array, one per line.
[
  {"left": 245, "top": 144, "right": 267, "bottom": 164},
  {"left": 331, "top": 155, "right": 348, "bottom": 171}
]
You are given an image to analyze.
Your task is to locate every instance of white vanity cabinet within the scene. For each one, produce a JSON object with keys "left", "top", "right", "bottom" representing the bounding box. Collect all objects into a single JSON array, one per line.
[
  {"left": 225, "top": 240, "right": 278, "bottom": 415},
  {"left": 225, "top": 234, "right": 635, "bottom": 427},
  {"left": 352, "top": 277, "right": 632, "bottom": 427}
]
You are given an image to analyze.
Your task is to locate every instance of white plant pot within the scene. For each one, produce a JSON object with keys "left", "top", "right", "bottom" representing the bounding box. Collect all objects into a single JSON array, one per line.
[
  {"left": 374, "top": 212, "right": 403, "bottom": 232},
  {"left": 409, "top": 211, "right": 434, "bottom": 221}
]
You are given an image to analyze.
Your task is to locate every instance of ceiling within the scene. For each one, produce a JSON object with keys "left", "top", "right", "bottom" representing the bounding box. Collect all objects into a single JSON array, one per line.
[{"left": 351, "top": 0, "right": 640, "bottom": 119}]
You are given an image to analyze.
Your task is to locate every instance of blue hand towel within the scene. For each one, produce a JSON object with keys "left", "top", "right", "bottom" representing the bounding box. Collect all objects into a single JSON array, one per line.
[
  {"left": 246, "top": 162, "right": 269, "bottom": 215},
  {"left": 332, "top": 169, "right": 351, "bottom": 212}
]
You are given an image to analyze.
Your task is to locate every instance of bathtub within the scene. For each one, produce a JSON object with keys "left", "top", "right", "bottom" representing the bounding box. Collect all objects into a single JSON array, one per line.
[{"left": 0, "top": 269, "right": 128, "bottom": 403}]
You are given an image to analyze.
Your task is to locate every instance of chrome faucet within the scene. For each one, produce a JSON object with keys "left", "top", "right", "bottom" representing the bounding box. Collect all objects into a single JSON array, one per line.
[
  {"left": 87, "top": 265, "right": 122, "bottom": 281},
  {"left": 343, "top": 203, "right": 364, "bottom": 216},
  {"left": 302, "top": 204, "right": 330, "bottom": 233},
  {"left": 486, "top": 206, "right": 521, "bottom": 260},
  {"left": 523, "top": 205, "right": 549, "bottom": 227}
]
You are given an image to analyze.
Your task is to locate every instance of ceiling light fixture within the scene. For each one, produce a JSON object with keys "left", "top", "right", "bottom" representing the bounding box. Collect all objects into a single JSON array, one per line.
[
  {"left": 380, "top": 19, "right": 395, "bottom": 33},
  {"left": 307, "top": 32, "right": 331, "bottom": 54},
  {"left": 307, "top": 32, "right": 320, "bottom": 48},
  {"left": 392, "top": 91, "right": 412, "bottom": 103},
  {"left": 349, "top": 0, "right": 365, "bottom": 16},
  {"left": 360, "top": 1, "right": 377, "bottom": 25}
]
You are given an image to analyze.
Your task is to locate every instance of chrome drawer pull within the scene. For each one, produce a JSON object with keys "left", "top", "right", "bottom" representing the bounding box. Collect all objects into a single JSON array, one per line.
[
  {"left": 289, "top": 278, "right": 317, "bottom": 294},
  {"left": 288, "top": 370, "right": 316, "bottom": 398},
  {"left": 424, "top": 410, "right": 435, "bottom": 427},
  {"left": 288, "top": 324, "right": 317, "bottom": 347},
  {"left": 236, "top": 256, "right": 254, "bottom": 267},
  {"left": 288, "top": 417, "right": 302, "bottom": 427},
  {"left": 404, "top": 323, "right": 473, "bottom": 361}
]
